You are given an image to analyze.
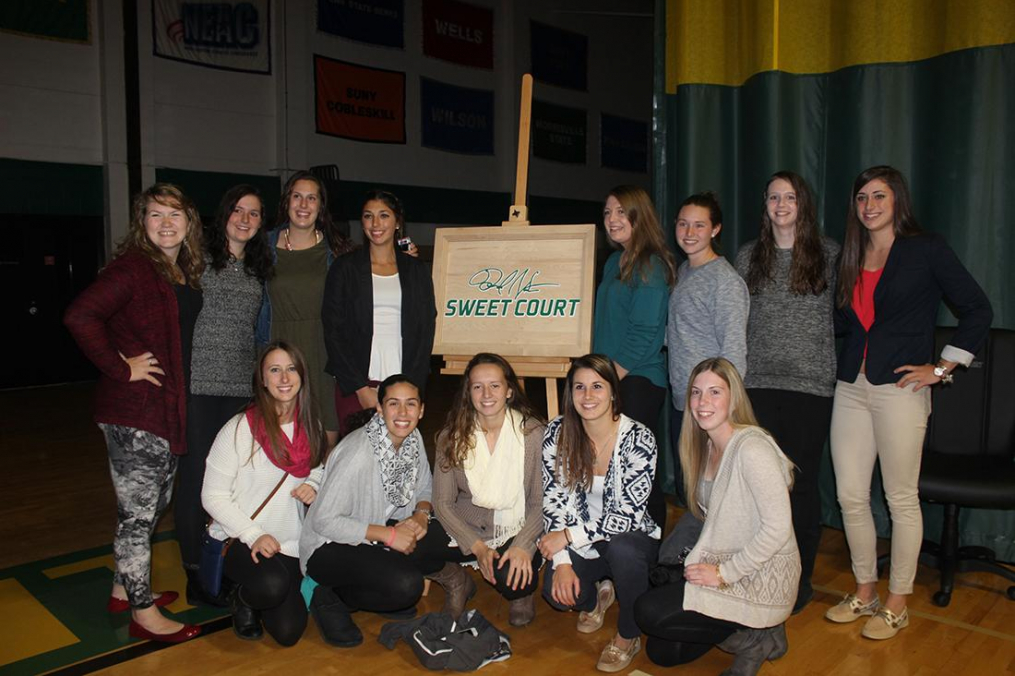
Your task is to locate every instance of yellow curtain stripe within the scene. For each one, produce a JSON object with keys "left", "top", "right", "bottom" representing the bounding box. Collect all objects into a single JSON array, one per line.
[{"left": 666, "top": 0, "right": 1015, "bottom": 91}]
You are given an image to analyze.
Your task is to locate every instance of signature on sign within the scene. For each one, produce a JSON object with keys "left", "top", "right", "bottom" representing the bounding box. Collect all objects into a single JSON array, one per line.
[{"left": 468, "top": 268, "right": 560, "bottom": 299}]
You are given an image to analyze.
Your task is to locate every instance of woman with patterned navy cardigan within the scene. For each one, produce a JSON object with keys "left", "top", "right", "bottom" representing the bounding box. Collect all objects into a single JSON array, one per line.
[
  {"left": 539, "top": 354, "right": 661, "bottom": 673},
  {"left": 826, "top": 166, "right": 992, "bottom": 640}
]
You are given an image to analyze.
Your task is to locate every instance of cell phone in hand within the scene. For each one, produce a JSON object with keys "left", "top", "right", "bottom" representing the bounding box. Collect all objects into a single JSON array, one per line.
[{"left": 397, "top": 237, "right": 413, "bottom": 251}]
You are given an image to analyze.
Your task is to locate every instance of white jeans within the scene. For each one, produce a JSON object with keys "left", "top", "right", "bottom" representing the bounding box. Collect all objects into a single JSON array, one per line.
[{"left": 830, "top": 374, "right": 931, "bottom": 595}]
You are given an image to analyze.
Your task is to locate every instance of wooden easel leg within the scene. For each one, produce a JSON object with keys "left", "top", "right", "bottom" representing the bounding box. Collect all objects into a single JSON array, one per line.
[{"left": 546, "top": 378, "right": 559, "bottom": 419}]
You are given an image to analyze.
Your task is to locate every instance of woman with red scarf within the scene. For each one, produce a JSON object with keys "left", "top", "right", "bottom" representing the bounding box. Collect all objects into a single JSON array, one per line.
[{"left": 202, "top": 341, "right": 327, "bottom": 645}]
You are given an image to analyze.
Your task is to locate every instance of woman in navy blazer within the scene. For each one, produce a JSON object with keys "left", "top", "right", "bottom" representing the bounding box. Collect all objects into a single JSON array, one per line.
[
  {"left": 825, "top": 166, "right": 991, "bottom": 640},
  {"left": 322, "top": 191, "right": 437, "bottom": 436}
]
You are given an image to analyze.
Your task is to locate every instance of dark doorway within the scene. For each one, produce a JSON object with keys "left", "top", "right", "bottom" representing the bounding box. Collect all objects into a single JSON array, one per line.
[{"left": 0, "top": 214, "right": 103, "bottom": 388}]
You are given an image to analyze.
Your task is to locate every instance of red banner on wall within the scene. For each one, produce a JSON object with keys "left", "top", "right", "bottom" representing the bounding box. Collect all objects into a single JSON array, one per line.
[
  {"left": 422, "top": 0, "right": 493, "bottom": 69},
  {"left": 314, "top": 55, "right": 406, "bottom": 143}
]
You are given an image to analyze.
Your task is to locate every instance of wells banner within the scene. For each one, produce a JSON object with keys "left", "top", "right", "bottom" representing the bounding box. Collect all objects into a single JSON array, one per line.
[
  {"left": 532, "top": 100, "right": 586, "bottom": 164},
  {"left": 0, "top": 0, "right": 90, "bottom": 43},
  {"left": 420, "top": 78, "right": 494, "bottom": 154},
  {"left": 317, "top": 0, "right": 404, "bottom": 49},
  {"left": 315, "top": 55, "right": 406, "bottom": 144},
  {"left": 601, "top": 114, "right": 648, "bottom": 173},
  {"left": 152, "top": 0, "right": 270, "bottom": 74},
  {"left": 422, "top": 0, "right": 493, "bottom": 69},
  {"left": 530, "top": 20, "right": 587, "bottom": 91}
]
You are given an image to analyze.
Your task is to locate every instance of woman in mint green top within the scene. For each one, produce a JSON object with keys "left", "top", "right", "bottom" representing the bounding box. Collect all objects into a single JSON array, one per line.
[{"left": 593, "top": 185, "right": 676, "bottom": 527}]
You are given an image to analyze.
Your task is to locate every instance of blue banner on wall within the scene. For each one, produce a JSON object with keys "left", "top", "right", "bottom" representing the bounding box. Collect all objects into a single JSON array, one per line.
[
  {"left": 420, "top": 77, "right": 494, "bottom": 155},
  {"left": 601, "top": 114, "right": 648, "bottom": 172},
  {"left": 530, "top": 20, "right": 587, "bottom": 91},
  {"left": 317, "top": 0, "right": 404, "bottom": 49}
]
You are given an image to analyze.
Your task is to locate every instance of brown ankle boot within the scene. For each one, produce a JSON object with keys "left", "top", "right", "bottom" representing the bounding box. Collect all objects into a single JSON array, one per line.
[
  {"left": 509, "top": 593, "right": 535, "bottom": 627},
  {"left": 427, "top": 563, "right": 476, "bottom": 619}
]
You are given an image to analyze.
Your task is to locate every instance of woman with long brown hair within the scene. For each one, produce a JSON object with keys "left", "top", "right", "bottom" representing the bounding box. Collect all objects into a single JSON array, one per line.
[
  {"left": 540, "top": 354, "right": 661, "bottom": 673},
  {"left": 826, "top": 166, "right": 991, "bottom": 639},
  {"left": 256, "top": 171, "right": 354, "bottom": 447},
  {"left": 636, "top": 358, "right": 798, "bottom": 675},
  {"left": 202, "top": 341, "right": 325, "bottom": 645},
  {"left": 594, "top": 186, "right": 675, "bottom": 527},
  {"left": 412, "top": 353, "right": 546, "bottom": 626},
  {"left": 323, "top": 190, "right": 436, "bottom": 436},
  {"left": 65, "top": 183, "right": 204, "bottom": 643},
  {"left": 177, "top": 184, "right": 274, "bottom": 607},
  {"left": 733, "top": 170, "right": 839, "bottom": 613}
]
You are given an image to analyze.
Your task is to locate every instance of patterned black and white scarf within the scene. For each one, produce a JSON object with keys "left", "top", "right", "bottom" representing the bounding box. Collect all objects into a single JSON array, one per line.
[{"left": 366, "top": 412, "right": 420, "bottom": 509}]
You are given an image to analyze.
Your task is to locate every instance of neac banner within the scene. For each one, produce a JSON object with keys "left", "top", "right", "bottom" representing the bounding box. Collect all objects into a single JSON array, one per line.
[
  {"left": 601, "top": 114, "right": 648, "bottom": 172},
  {"left": 532, "top": 100, "right": 586, "bottom": 164},
  {"left": 0, "top": 0, "right": 90, "bottom": 43},
  {"left": 420, "top": 78, "right": 494, "bottom": 155},
  {"left": 315, "top": 55, "right": 406, "bottom": 144},
  {"left": 152, "top": 0, "right": 270, "bottom": 74},
  {"left": 530, "top": 20, "right": 587, "bottom": 91},
  {"left": 422, "top": 0, "right": 493, "bottom": 69},
  {"left": 317, "top": 0, "right": 404, "bottom": 49}
]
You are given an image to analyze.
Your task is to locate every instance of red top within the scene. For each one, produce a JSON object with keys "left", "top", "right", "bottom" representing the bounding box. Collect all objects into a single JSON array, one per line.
[
  {"left": 852, "top": 267, "right": 884, "bottom": 360},
  {"left": 64, "top": 251, "right": 188, "bottom": 455}
]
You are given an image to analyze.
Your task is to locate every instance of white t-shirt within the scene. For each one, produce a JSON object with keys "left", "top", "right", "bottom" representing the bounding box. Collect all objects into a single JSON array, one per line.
[{"left": 368, "top": 273, "right": 402, "bottom": 381}]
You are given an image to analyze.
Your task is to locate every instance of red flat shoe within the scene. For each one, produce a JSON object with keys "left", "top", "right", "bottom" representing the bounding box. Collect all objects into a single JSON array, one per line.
[
  {"left": 107, "top": 591, "right": 179, "bottom": 613},
  {"left": 128, "top": 620, "right": 201, "bottom": 643}
]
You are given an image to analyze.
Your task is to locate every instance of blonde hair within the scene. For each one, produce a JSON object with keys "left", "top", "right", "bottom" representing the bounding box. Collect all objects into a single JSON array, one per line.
[{"left": 679, "top": 357, "right": 761, "bottom": 519}]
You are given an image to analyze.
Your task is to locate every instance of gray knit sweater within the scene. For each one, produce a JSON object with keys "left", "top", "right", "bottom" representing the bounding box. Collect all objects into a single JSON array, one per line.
[
  {"left": 734, "top": 238, "right": 840, "bottom": 398},
  {"left": 666, "top": 257, "right": 749, "bottom": 410},
  {"left": 190, "top": 259, "right": 263, "bottom": 397},
  {"left": 298, "top": 423, "right": 433, "bottom": 574}
]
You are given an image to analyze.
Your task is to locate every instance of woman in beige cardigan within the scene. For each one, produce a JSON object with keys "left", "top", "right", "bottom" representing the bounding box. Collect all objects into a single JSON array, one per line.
[
  {"left": 635, "top": 357, "right": 799, "bottom": 676},
  {"left": 415, "top": 353, "right": 546, "bottom": 627}
]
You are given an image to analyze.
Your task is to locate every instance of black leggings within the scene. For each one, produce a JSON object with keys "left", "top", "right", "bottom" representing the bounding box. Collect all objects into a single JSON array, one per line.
[
  {"left": 410, "top": 519, "right": 541, "bottom": 600},
  {"left": 224, "top": 544, "right": 307, "bottom": 647},
  {"left": 177, "top": 394, "right": 248, "bottom": 568},
  {"left": 618, "top": 375, "right": 667, "bottom": 528},
  {"left": 748, "top": 388, "right": 832, "bottom": 600},
  {"left": 635, "top": 580, "right": 741, "bottom": 666},
  {"left": 306, "top": 538, "right": 433, "bottom": 613},
  {"left": 542, "top": 531, "right": 658, "bottom": 639}
]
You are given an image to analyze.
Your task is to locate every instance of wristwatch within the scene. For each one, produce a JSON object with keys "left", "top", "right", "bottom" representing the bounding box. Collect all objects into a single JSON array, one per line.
[{"left": 933, "top": 364, "right": 954, "bottom": 385}]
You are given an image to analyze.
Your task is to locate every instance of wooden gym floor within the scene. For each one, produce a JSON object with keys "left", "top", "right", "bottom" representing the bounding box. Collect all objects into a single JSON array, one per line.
[{"left": 2, "top": 380, "right": 1015, "bottom": 675}]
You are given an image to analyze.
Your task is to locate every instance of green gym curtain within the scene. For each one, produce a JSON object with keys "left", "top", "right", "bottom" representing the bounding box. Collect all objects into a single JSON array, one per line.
[{"left": 655, "top": 0, "right": 1015, "bottom": 558}]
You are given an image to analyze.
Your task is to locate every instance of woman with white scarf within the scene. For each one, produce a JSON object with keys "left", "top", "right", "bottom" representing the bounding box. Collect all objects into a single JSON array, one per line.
[
  {"left": 416, "top": 353, "right": 546, "bottom": 627},
  {"left": 299, "top": 374, "right": 435, "bottom": 648}
]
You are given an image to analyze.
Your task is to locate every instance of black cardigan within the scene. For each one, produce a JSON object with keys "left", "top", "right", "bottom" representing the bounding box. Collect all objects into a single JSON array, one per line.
[
  {"left": 834, "top": 232, "right": 992, "bottom": 385},
  {"left": 322, "top": 246, "right": 437, "bottom": 395}
]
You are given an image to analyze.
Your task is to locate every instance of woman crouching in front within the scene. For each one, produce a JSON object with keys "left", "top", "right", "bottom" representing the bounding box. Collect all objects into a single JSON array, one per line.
[
  {"left": 540, "top": 354, "right": 661, "bottom": 673},
  {"left": 414, "top": 353, "right": 546, "bottom": 626},
  {"left": 635, "top": 358, "right": 799, "bottom": 676},
  {"left": 299, "top": 374, "right": 437, "bottom": 647},
  {"left": 201, "top": 342, "right": 325, "bottom": 645}
]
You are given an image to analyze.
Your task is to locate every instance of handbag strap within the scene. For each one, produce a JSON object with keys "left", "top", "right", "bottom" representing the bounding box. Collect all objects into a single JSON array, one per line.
[{"left": 249, "top": 472, "right": 290, "bottom": 521}]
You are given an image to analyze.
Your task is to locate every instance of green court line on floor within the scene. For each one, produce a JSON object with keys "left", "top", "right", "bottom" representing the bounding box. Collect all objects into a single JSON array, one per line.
[{"left": 0, "top": 532, "right": 229, "bottom": 676}]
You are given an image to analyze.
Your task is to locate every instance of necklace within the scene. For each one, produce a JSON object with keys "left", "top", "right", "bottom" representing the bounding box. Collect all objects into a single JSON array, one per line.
[
  {"left": 592, "top": 422, "right": 619, "bottom": 467},
  {"left": 284, "top": 227, "right": 321, "bottom": 251}
]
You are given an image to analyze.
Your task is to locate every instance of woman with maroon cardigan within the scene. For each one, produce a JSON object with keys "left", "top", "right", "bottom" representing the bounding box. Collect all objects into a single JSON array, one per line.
[{"left": 65, "top": 184, "right": 204, "bottom": 643}]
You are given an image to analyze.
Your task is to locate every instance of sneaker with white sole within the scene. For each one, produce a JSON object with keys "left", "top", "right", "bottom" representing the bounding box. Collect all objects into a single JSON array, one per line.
[{"left": 824, "top": 593, "right": 880, "bottom": 623}]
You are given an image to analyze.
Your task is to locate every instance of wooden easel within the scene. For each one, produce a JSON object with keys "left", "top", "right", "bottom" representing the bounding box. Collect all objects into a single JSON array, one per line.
[{"left": 439, "top": 74, "right": 573, "bottom": 418}]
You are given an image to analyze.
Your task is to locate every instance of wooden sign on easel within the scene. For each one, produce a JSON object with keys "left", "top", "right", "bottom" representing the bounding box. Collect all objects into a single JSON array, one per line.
[{"left": 431, "top": 74, "right": 596, "bottom": 418}]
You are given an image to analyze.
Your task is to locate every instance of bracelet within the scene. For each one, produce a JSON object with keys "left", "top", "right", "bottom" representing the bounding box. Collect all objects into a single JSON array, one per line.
[
  {"left": 384, "top": 526, "right": 397, "bottom": 548},
  {"left": 715, "top": 565, "right": 729, "bottom": 591},
  {"left": 413, "top": 508, "right": 432, "bottom": 523}
]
